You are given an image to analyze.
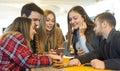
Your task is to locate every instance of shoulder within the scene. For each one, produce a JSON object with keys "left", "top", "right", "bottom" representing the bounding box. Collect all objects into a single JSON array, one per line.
[
  {"left": 54, "top": 27, "right": 63, "bottom": 37},
  {"left": 0, "top": 32, "right": 25, "bottom": 50},
  {"left": 55, "top": 27, "right": 62, "bottom": 33},
  {"left": 112, "top": 31, "right": 120, "bottom": 40},
  {"left": 110, "top": 31, "right": 120, "bottom": 45},
  {"left": 10, "top": 32, "right": 24, "bottom": 40},
  {"left": 1, "top": 32, "right": 25, "bottom": 43},
  {"left": 55, "top": 27, "right": 62, "bottom": 31},
  {"left": 114, "top": 31, "right": 120, "bottom": 35}
]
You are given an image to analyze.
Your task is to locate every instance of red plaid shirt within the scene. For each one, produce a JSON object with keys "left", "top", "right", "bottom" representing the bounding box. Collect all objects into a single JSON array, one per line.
[{"left": 0, "top": 32, "right": 52, "bottom": 71}]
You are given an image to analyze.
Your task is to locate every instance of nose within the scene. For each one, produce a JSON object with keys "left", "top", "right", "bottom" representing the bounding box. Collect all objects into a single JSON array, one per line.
[
  {"left": 48, "top": 21, "right": 53, "bottom": 25},
  {"left": 35, "top": 21, "right": 40, "bottom": 27},
  {"left": 70, "top": 19, "right": 74, "bottom": 24}
]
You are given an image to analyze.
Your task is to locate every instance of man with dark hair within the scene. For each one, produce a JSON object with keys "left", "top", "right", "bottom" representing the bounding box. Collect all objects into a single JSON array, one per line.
[
  {"left": 5, "top": 3, "right": 44, "bottom": 54},
  {"left": 21, "top": 3, "right": 44, "bottom": 28},
  {"left": 21, "top": 3, "right": 44, "bottom": 71},
  {"left": 69, "top": 12, "right": 120, "bottom": 70},
  {"left": 20, "top": 3, "right": 44, "bottom": 54}
]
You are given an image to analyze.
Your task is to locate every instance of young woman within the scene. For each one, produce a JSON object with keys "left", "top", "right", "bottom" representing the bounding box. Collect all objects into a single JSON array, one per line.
[
  {"left": 67, "top": 6, "right": 100, "bottom": 56},
  {"left": 36, "top": 9, "right": 64, "bottom": 55},
  {"left": 0, "top": 17, "right": 62, "bottom": 71}
]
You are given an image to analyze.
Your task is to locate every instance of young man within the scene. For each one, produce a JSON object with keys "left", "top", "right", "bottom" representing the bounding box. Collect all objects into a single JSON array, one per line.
[
  {"left": 5, "top": 3, "right": 44, "bottom": 53},
  {"left": 21, "top": 3, "right": 44, "bottom": 53},
  {"left": 21, "top": 2, "right": 44, "bottom": 28},
  {"left": 69, "top": 12, "right": 120, "bottom": 70}
]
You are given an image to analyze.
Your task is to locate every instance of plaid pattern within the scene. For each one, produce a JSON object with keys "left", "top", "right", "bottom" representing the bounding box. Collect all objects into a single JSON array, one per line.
[{"left": 0, "top": 32, "right": 52, "bottom": 71}]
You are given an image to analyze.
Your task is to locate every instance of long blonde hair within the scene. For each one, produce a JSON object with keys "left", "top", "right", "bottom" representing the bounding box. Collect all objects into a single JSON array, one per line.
[
  {"left": 35, "top": 9, "right": 57, "bottom": 54},
  {"left": 4, "top": 17, "right": 32, "bottom": 49},
  {"left": 35, "top": 16, "right": 47, "bottom": 54}
]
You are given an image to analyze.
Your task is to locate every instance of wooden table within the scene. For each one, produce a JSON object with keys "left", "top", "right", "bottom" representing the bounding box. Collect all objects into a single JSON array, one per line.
[{"left": 31, "top": 57, "right": 111, "bottom": 71}]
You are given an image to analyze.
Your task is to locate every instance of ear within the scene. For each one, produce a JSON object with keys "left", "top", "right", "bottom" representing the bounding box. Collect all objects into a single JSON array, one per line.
[{"left": 21, "top": 13, "right": 27, "bottom": 17}]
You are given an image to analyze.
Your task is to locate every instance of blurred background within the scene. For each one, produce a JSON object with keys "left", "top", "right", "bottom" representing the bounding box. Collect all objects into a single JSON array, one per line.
[{"left": 0, "top": 0, "right": 120, "bottom": 37}]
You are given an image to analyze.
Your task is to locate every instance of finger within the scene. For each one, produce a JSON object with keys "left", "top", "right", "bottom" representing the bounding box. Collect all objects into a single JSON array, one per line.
[
  {"left": 90, "top": 59, "right": 97, "bottom": 68},
  {"left": 77, "top": 50, "right": 85, "bottom": 55},
  {"left": 90, "top": 60, "right": 94, "bottom": 66},
  {"left": 57, "top": 58, "right": 63, "bottom": 63},
  {"left": 78, "top": 49, "right": 83, "bottom": 51},
  {"left": 69, "top": 59, "right": 76, "bottom": 65},
  {"left": 69, "top": 60, "right": 74, "bottom": 65}
]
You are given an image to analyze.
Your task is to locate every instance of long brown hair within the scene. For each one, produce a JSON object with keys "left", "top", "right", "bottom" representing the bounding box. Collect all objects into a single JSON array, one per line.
[
  {"left": 3, "top": 17, "right": 32, "bottom": 49},
  {"left": 67, "top": 6, "right": 95, "bottom": 49},
  {"left": 36, "top": 9, "right": 57, "bottom": 54},
  {"left": 35, "top": 16, "right": 47, "bottom": 54}
]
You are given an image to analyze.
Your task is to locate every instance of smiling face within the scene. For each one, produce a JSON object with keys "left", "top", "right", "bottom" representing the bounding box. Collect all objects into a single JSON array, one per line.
[
  {"left": 28, "top": 11, "right": 42, "bottom": 28},
  {"left": 45, "top": 13, "right": 55, "bottom": 31},
  {"left": 69, "top": 11, "right": 84, "bottom": 30}
]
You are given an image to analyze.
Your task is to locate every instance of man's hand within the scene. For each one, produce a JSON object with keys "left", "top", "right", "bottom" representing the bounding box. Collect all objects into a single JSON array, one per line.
[
  {"left": 90, "top": 59, "right": 105, "bottom": 69},
  {"left": 69, "top": 58, "right": 81, "bottom": 66}
]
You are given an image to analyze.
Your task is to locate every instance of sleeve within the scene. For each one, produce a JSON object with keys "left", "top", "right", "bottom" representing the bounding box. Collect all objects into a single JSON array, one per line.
[
  {"left": 104, "top": 59, "right": 120, "bottom": 70},
  {"left": 104, "top": 36, "right": 120, "bottom": 70},
  {"left": 75, "top": 38, "right": 106, "bottom": 64},
  {"left": 75, "top": 49, "right": 100, "bottom": 64},
  {"left": 56, "top": 28, "right": 64, "bottom": 48},
  {"left": 4, "top": 33, "right": 53, "bottom": 68}
]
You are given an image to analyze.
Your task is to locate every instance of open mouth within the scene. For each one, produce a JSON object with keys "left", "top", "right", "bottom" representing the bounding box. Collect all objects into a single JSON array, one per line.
[{"left": 47, "top": 25, "right": 53, "bottom": 29}]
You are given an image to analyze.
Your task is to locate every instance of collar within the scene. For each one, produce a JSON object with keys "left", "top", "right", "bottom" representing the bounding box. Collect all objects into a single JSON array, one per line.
[{"left": 106, "top": 28, "right": 116, "bottom": 43}]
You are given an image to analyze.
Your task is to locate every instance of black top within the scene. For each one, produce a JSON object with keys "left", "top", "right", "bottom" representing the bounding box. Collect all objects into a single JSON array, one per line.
[
  {"left": 72, "top": 29, "right": 100, "bottom": 56},
  {"left": 76, "top": 29, "right": 120, "bottom": 70}
]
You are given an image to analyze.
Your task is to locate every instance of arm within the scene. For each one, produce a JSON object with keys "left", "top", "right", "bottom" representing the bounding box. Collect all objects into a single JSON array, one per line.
[
  {"left": 76, "top": 50, "right": 100, "bottom": 64},
  {"left": 90, "top": 35, "right": 120, "bottom": 70},
  {"left": 3, "top": 33, "right": 52, "bottom": 68},
  {"left": 69, "top": 48, "right": 102, "bottom": 66},
  {"left": 104, "top": 59, "right": 120, "bottom": 70},
  {"left": 104, "top": 36, "right": 120, "bottom": 70}
]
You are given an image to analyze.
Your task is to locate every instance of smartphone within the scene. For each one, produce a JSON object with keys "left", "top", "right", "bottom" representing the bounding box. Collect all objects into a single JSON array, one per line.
[
  {"left": 84, "top": 63, "right": 91, "bottom": 67},
  {"left": 56, "top": 48, "right": 65, "bottom": 55}
]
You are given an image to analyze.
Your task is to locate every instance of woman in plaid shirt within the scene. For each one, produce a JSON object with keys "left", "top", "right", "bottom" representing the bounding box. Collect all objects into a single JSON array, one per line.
[{"left": 0, "top": 17, "right": 63, "bottom": 71}]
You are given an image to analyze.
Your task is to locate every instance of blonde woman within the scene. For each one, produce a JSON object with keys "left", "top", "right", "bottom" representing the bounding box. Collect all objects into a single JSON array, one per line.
[
  {"left": 36, "top": 9, "right": 64, "bottom": 55},
  {"left": 0, "top": 17, "right": 62, "bottom": 71}
]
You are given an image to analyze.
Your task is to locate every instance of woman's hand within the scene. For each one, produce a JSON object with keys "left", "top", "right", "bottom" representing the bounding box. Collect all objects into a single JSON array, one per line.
[
  {"left": 49, "top": 49, "right": 57, "bottom": 55},
  {"left": 79, "top": 21, "right": 87, "bottom": 36},
  {"left": 48, "top": 54, "right": 63, "bottom": 63},
  {"left": 77, "top": 49, "right": 86, "bottom": 56}
]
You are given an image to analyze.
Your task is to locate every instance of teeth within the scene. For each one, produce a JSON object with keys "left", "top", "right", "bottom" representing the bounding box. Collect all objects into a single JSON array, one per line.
[{"left": 47, "top": 26, "right": 52, "bottom": 29}]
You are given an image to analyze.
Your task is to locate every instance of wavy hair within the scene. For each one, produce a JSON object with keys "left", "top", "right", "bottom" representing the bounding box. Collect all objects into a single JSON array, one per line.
[
  {"left": 35, "top": 9, "right": 58, "bottom": 54},
  {"left": 67, "top": 6, "right": 95, "bottom": 49},
  {"left": 4, "top": 17, "right": 32, "bottom": 49}
]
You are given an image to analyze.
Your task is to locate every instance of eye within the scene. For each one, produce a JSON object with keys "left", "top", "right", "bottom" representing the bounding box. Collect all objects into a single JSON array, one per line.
[
  {"left": 73, "top": 17, "right": 77, "bottom": 20},
  {"left": 46, "top": 19, "right": 50, "bottom": 22},
  {"left": 32, "top": 18, "right": 40, "bottom": 22},
  {"left": 52, "top": 19, "right": 55, "bottom": 22}
]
